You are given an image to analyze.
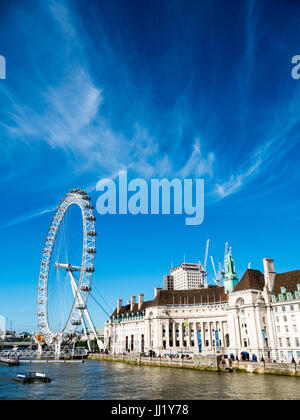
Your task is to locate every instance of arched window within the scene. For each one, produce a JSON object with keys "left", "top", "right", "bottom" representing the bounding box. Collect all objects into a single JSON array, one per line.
[{"left": 236, "top": 298, "right": 245, "bottom": 308}]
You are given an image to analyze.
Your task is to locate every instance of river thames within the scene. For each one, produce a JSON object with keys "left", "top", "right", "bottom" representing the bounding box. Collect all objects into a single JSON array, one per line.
[{"left": 0, "top": 360, "right": 299, "bottom": 400}]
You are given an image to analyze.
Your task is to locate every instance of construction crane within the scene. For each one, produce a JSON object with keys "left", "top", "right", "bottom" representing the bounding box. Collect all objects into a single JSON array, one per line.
[
  {"left": 201, "top": 239, "right": 210, "bottom": 288},
  {"left": 204, "top": 239, "right": 210, "bottom": 272},
  {"left": 210, "top": 241, "right": 230, "bottom": 287},
  {"left": 200, "top": 240, "right": 230, "bottom": 288},
  {"left": 210, "top": 256, "right": 221, "bottom": 286}
]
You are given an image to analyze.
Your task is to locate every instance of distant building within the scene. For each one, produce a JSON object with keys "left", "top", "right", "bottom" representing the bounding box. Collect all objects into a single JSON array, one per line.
[
  {"left": 104, "top": 254, "right": 300, "bottom": 363},
  {"left": 81, "top": 328, "right": 104, "bottom": 341},
  {"left": 169, "top": 263, "right": 204, "bottom": 290},
  {"left": 163, "top": 274, "right": 174, "bottom": 291}
]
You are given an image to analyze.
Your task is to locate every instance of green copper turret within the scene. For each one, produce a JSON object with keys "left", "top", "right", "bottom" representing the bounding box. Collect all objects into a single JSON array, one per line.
[{"left": 224, "top": 251, "right": 239, "bottom": 294}]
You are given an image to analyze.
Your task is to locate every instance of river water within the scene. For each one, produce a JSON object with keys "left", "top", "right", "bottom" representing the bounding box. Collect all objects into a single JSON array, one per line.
[{"left": 0, "top": 360, "right": 299, "bottom": 400}]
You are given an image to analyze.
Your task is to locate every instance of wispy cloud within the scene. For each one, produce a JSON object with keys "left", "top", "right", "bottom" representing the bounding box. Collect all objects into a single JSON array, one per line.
[
  {"left": 1, "top": 0, "right": 217, "bottom": 186},
  {"left": 1, "top": 0, "right": 300, "bottom": 227},
  {"left": 213, "top": 92, "right": 300, "bottom": 200},
  {"left": 176, "top": 138, "right": 215, "bottom": 179},
  {"left": 0, "top": 206, "right": 56, "bottom": 230}
]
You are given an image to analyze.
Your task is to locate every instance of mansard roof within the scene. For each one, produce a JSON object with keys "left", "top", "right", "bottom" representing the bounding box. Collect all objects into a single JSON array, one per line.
[
  {"left": 272, "top": 270, "right": 300, "bottom": 294},
  {"left": 150, "top": 287, "right": 227, "bottom": 307},
  {"left": 111, "top": 301, "right": 153, "bottom": 319},
  {"left": 110, "top": 287, "right": 228, "bottom": 318},
  {"left": 234, "top": 269, "right": 265, "bottom": 292},
  {"left": 234, "top": 268, "right": 300, "bottom": 294}
]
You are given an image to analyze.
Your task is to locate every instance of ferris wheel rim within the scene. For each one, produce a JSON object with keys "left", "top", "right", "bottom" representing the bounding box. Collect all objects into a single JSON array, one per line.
[{"left": 37, "top": 189, "right": 96, "bottom": 345}]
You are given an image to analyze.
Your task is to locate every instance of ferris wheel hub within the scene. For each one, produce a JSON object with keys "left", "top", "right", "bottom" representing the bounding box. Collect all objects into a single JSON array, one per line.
[{"left": 55, "top": 262, "right": 81, "bottom": 272}]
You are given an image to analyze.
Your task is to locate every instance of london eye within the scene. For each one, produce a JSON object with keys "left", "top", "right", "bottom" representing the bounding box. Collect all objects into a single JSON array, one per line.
[{"left": 37, "top": 189, "right": 101, "bottom": 354}]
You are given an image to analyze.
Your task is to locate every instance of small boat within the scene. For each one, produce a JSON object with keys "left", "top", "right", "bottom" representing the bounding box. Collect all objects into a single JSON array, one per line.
[
  {"left": 0, "top": 357, "right": 20, "bottom": 367},
  {"left": 12, "top": 372, "right": 51, "bottom": 384}
]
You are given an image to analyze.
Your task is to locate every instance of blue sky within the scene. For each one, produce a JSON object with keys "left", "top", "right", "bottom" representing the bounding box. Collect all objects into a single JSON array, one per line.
[{"left": 0, "top": 0, "right": 300, "bottom": 332}]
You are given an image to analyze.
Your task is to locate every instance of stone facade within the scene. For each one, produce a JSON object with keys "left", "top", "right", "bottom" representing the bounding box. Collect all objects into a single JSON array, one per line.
[{"left": 104, "top": 257, "right": 300, "bottom": 363}]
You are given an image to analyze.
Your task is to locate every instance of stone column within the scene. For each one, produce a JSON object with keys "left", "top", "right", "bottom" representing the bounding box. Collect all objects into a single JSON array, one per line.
[
  {"left": 166, "top": 320, "right": 170, "bottom": 351},
  {"left": 266, "top": 305, "right": 277, "bottom": 360},
  {"left": 209, "top": 322, "right": 213, "bottom": 350},
  {"left": 202, "top": 322, "right": 206, "bottom": 351},
  {"left": 193, "top": 322, "right": 197, "bottom": 351},
  {"left": 180, "top": 322, "right": 184, "bottom": 348},
  {"left": 173, "top": 322, "right": 177, "bottom": 349},
  {"left": 188, "top": 323, "right": 192, "bottom": 348},
  {"left": 255, "top": 307, "right": 265, "bottom": 359},
  {"left": 213, "top": 321, "right": 217, "bottom": 354},
  {"left": 247, "top": 307, "right": 259, "bottom": 356},
  {"left": 147, "top": 320, "right": 151, "bottom": 350},
  {"left": 157, "top": 320, "right": 163, "bottom": 353},
  {"left": 234, "top": 312, "right": 242, "bottom": 352},
  {"left": 220, "top": 321, "right": 225, "bottom": 351}
]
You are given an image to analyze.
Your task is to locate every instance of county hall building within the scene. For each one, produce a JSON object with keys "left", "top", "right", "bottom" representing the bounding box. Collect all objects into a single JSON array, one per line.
[{"left": 104, "top": 253, "right": 300, "bottom": 363}]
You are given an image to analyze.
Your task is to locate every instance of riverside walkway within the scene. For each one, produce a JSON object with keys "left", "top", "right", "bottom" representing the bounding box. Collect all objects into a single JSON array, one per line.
[{"left": 89, "top": 353, "right": 300, "bottom": 377}]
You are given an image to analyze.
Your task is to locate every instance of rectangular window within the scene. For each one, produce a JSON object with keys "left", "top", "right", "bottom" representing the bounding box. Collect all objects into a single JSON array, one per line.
[
  {"left": 141, "top": 334, "right": 145, "bottom": 353},
  {"left": 131, "top": 335, "right": 134, "bottom": 351}
]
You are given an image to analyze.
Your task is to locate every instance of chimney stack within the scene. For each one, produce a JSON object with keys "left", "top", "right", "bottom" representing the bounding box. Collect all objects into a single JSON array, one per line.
[
  {"left": 154, "top": 287, "right": 162, "bottom": 298},
  {"left": 138, "top": 294, "right": 144, "bottom": 310},
  {"left": 263, "top": 258, "right": 276, "bottom": 292},
  {"left": 117, "top": 298, "right": 122, "bottom": 314},
  {"left": 130, "top": 296, "right": 136, "bottom": 311}
]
